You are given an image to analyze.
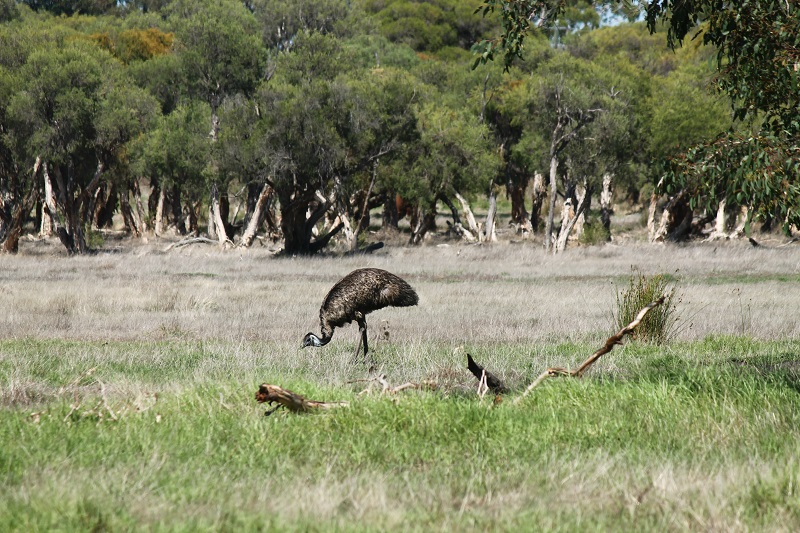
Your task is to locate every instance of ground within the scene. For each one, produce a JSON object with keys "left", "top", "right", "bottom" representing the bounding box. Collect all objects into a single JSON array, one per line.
[{"left": 1, "top": 236, "right": 799, "bottom": 531}]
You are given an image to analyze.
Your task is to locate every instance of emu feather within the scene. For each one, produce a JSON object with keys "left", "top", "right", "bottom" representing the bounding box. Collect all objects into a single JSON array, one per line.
[{"left": 302, "top": 268, "right": 418, "bottom": 362}]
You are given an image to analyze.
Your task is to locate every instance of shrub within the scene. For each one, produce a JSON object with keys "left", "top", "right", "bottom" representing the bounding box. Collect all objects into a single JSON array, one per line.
[
  {"left": 86, "top": 229, "right": 105, "bottom": 250},
  {"left": 615, "top": 270, "right": 680, "bottom": 344},
  {"left": 579, "top": 217, "right": 610, "bottom": 245}
]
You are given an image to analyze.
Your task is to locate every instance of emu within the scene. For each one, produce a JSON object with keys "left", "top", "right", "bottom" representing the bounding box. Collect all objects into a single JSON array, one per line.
[{"left": 302, "top": 268, "right": 418, "bottom": 362}]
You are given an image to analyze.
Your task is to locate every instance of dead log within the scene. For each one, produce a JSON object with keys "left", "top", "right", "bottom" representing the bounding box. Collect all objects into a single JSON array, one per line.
[
  {"left": 514, "top": 297, "right": 665, "bottom": 403},
  {"left": 255, "top": 383, "right": 349, "bottom": 415},
  {"left": 466, "top": 354, "right": 508, "bottom": 394},
  {"left": 163, "top": 236, "right": 216, "bottom": 252}
]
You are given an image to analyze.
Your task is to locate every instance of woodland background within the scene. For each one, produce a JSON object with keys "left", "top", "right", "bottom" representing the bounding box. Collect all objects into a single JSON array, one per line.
[{"left": 3, "top": 0, "right": 795, "bottom": 256}]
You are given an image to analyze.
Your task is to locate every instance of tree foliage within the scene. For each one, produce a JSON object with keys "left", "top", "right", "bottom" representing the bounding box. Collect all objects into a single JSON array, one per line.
[
  {"left": 3, "top": 0, "right": 780, "bottom": 255},
  {"left": 476, "top": 0, "right": 799, "bottom": 233}
]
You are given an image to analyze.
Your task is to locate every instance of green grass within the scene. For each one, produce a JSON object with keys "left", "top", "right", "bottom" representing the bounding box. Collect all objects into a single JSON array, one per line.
[{"left": 3, "top": 337, "right": 800, "bottom": 531}]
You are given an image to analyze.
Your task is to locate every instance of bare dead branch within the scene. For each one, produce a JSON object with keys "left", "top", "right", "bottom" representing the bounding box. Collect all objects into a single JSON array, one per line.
[
  {"left": 163, "top": 236, "right": 216, "bottom": 252},
  {"left": 349, "top": 374, "right": 436, "bottom": 396},
  {"left": 514, "top": 297, "right": 665, "bottom": 403}
]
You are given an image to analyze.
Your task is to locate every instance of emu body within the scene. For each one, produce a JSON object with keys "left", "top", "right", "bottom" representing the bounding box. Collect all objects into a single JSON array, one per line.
[{"left": 302, "top": 268, "right": 418, "bottom": 361}]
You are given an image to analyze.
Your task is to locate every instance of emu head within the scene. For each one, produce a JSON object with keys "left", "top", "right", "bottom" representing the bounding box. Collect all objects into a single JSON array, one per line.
[{"left": 302, "top": 332, "right": 323, "bottom": 348}]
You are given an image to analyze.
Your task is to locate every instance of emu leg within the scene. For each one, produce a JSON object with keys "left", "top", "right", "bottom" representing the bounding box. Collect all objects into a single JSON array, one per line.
[{"left": 353, "top": 317, "right": 371, "bottom": 364}]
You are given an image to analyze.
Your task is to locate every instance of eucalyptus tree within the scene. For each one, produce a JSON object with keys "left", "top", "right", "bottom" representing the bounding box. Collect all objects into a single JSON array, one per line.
[
  {"left": 362, "top": 0, "right": 498, "bottom": 53},
  {"left": 6, "top": 37, "right": 159, "bottom": 254},
  {"left": 165, "top": 0, "right": 267, "bottom": 243},
  {"left": 521, "top": 53, "right": 613, "bottom": 251},
  {"left": 654, "top": 1, "right": 800, "bottom": 235},
  {"left": 398, "top": 102, "right": 500, "bottom": 244},
  {"left": 131, "top": 102, "right": 211, "bottom": 236},
  {"left": 0, "top": 65, "right": 36, "bottom": 253},
  {"left": 474, "top": 0, "right": 800, "bottom": 237},
  {"left": 252, "top": 32, "right": 353, "bottom": 254},
  {"left": 250, "top": 0, "right": 354, "bottom": 52},
  {"left": 327, "top": 67, "right": 420, "bottom": 249}
]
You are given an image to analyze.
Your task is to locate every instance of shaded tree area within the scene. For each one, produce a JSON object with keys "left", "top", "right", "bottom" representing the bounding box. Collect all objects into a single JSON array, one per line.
[{"left": 0, "top": 0, "right": 765, "bottom": 256}]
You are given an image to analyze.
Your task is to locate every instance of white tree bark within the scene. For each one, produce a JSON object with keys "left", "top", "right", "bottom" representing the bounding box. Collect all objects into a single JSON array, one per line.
[
  {"left": 207, "top": 202, "right": 217, "bottom": 240},
  {"left": 647, "top": 192, "right": 658, "bottom": 243},
  {"left": 39, "top": 158, "right": 57, "bottom": 238},
  {"left": 555, "top": 198, "right": 573, "bottom": 252},
  {"left": 600, "top": 172, "right": 613, "bottom": 238},
  {"left": 454, "top": 192, "right": 480, "bottom": 238},
  {"left": 572, "top": 184, "right": 586, "bottom": 240},
  {"left": 555, "top": 189, "right": 592, "bottom": 253},
  {"left": 544, "top": 155, "right": 559, "bottom": 252},
  {"left": 239, "top": 183, "right": 273, "bottom": 248},
  {"left": 731, "top": 206, "right": 749, "bottom": 239},
  {"left": 154, "top": 186, "right": 166, "bottom": 237},
  {"left": 707, "top": 199, "right": 728, "bottom": 241},
  {"left": 484, "top": 191, "right": 498, "bottom": 242},
  {"left": 210, "top": 185, "right": 229, "bottom": 246}
]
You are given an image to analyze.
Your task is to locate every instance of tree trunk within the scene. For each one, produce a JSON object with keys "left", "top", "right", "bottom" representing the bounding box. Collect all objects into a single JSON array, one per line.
[
  {"left": 2, "top": 157, "right": 40, "bottom": 253},
  {"left": 544, "top": 154, "right": 559, "bottom": 252},
  {"left": 454, "top": 192, "right": 480, "bottom": 239},
  {"left": 210, "top": 183, "right": 229, "bottom": 245},
  {"left": 571, "top": 181, "right": 587, "bottom": 241},
  {"left": 90, "top": 183, "right": 116, "bottom": 230},
  {"left": 530, "top": 172, "right": 546, "bottom": 233},
  {"left": 52, "top": 162, "right": 101, "bottom": 254},
  {"left": 555, "top": 198, "right": 573, "bottom": 252},
  {"left": 555, "top": 186, "right": 592, "bottom": 253},
  {"left": 509, "top": 180, "right": 528, "bottom": 224},
  {"left": 337, "top": 208, "right": 356, "bottom": 249},
  {"left": 170, "top": 185, "right": 186, "bottom": 235},
  {"left": 154, "top": 186, "right": 166, "bottom": 237},
  {"left": 239, "top": 183, "right": 273, "bottom": 248},
  {"left": 207, "top": 202, "right": 217, "bottom": 240},
  {"left": 133, "top": 180, "right": 148, "bottom": 236},
  {"left": 707, "top": 199, "right": 728, "bottom": 241},
  {"left": 600, "top": 173, "right": 613, "bottom": 239},
  {"left": 652, "top": 190, "right": 691, "bottom": 242},
  {"left": 185, "top": 201, "right": 199, "bottom": 235},
  {"left": 647, "top": 192, "right": 659, "bottom": 242},
  {"left": 409, "top": 205, "right": 436, "bottom": 245},
  {"left": 436, "top": 194, "right": 459, "bottom": 226},
  {"left": 731, "top": 206, "right": 748, "bottom": 239},
  {"left": 120, "top": 187, "right": 141, "bottom": 238},
  {"left": 484, "top": 190, "right": 498, "bottom": 242},
  {"left": 382, "top": 190, "right": 399, "bottom": 230},
  {"left": 280, "top": 189, "right": 341, "bottom": 255},
  {"left": 350, "top": 163, "right": 378, "bottom": 250},
  {"left": 40, "top": 158, "right": 57, "bottom": 238}
]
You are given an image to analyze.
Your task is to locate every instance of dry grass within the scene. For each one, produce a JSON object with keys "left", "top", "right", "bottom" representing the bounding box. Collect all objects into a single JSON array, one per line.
[{"left": 3, "top": 238, "right": 799, "bottom": 346}]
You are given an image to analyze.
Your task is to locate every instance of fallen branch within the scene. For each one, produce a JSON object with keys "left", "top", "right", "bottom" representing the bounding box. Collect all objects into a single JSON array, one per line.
[
  {"left": 350, "top": 374, "right": 436, "bottom": 396},
  {"left": 466, "top": 354, "right": 508, "bottom": 394},
  {"left": 514, "top": 297, "right": 665, "bottom": 403},
  {"left": 255, "top": 383, "right": 349, "bottom": 415},
  {"left": 163, "top": 236, "right": 216, "bottom": 252}
]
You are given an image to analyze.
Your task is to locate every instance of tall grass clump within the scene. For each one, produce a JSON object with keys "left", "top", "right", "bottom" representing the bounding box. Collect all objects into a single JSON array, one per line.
[{"left": 615, "top": 270, "right": 679, "bottom": 344}]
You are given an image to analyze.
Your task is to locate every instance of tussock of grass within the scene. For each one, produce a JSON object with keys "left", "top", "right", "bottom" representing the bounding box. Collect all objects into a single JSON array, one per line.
[{"left": 615, "top": 270, "right": 679, "bottom": 344}]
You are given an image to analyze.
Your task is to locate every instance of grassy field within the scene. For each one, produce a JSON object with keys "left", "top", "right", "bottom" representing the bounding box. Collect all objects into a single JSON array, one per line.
[{"left": 2, "top": 240, "right": 800, "bottom": 531}]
